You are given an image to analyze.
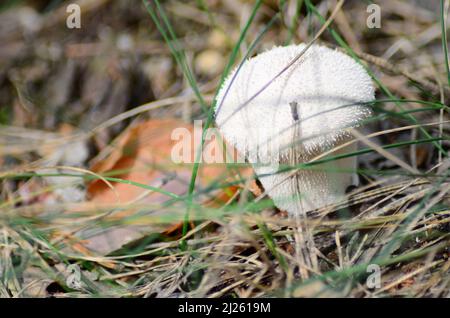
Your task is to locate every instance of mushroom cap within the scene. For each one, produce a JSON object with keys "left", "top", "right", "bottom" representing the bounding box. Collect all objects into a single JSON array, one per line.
[{"left": 215, "top": 44, "right": 375, "bottom": 163}]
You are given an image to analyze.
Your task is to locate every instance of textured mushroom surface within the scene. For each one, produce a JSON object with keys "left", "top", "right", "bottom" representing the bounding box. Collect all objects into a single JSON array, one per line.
[{"left": 215, "top": 44, "right": 375, "bottom": 215}]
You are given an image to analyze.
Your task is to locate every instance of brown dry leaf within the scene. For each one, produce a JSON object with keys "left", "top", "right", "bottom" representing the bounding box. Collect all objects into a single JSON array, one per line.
[
  {"left": 88, "top": 118, "right": 251, "bottom": 204},
  {"left": 79, "top": 118, "right": 254, "bottom": 254}
]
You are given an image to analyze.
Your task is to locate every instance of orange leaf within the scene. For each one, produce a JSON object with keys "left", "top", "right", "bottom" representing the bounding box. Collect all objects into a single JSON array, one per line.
[
  {"left": 77, "top": 118, "right": 258, "bottom": 254},
  {"left": 88, "top": 118, "right": 250, "bottom": 205}
]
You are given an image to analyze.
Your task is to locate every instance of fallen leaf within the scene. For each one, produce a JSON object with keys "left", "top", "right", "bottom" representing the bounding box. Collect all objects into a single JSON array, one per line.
[
  {"left": 88, "top": 118, "right": 249, "bottom": 204},
  {"left": 78, "top": 118, "right": 254, "bottom": 254}
]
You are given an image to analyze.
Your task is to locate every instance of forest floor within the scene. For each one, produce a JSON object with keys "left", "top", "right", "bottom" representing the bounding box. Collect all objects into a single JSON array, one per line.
[{"left": 0, "top": 0, "right": 449, "bottom": 297}]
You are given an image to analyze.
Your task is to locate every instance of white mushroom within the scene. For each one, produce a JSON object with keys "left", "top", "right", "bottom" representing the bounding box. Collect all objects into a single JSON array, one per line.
[{"left": 215, "top": 44, "right": 375, "bottom": 216}]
